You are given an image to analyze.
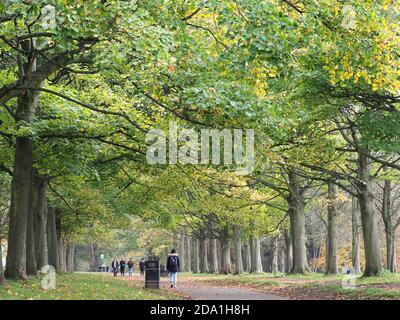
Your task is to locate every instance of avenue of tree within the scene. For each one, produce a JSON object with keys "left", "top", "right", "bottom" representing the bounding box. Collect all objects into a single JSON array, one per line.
[{"left": 1, "top": 0, "right": 400, "bottom": 283}]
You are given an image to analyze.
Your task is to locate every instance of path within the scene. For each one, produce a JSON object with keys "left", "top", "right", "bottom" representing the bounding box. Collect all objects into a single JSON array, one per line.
[
  {"left": 122, "top": 274, "right": 286, "bottom": 300},
  {"left": 172, "top": 281, "right": 285, "bottom": 300}
]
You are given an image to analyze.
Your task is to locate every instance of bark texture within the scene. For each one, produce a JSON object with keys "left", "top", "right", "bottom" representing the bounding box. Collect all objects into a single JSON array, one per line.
[{"left": 233, "top": 225, "right": 243, "bottom": 274}]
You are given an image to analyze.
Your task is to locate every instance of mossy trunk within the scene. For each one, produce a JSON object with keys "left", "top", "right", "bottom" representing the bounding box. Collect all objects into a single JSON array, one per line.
[
  {"left": 192, "top": 238, "right": 200, "bottom": 273},
  {"left": 357, "top": 151, "right": 382, "bottom": 276},
  {"left": 288, "top": 170, "right": 309, "bottom": 274},
  {"left": 34, "top": 177, "right": 48, "bottom": 270},
  {"left": 46, "top": 206, "right": 59, "bottom": 270},
  {"left": 242, "top": 242, "right": 251, "bottom": 272},
  {"left": 219, "top": 227, "right": 231, "bottom": 274},
  {"left": 326, "top": 183, "right": 338, "bottom": 274},
  {"left": 249, "top": 236, "right": 262, "bottom": 273},
  {"left": 0, "top": 238, "right": 4, "bottom": 284},
  {"left": 198, "top": 238, "right": 208, "bottom": 273},
  {"left": 233, "top": 225, "right": 243, "bottom": 274},
  {"left": 66, "top": 243, "right": 75, "bottom": 273},
  {"left": 382, "top": 179, "right": 397, "bottom": 273},
  {"left": 209, "top": 238, "right": 219, "bottom": 274},
  {"left": 351, "top": 197, "right": 361, "bottom": 273},
  {"left": 284, "top": 228, "right": 293, "bottom": 273}
]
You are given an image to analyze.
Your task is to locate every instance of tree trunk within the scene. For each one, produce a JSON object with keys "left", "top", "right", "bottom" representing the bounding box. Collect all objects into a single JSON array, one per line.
[
  {"left": 5, "top": 138, "right": 32, "bottom": 280},
  {"left": 217, "top": 239, "right": 222, "bottom": 273},
  {"left": 250, "top": 236, "right": 263, "bottom": 273},
  {"left": 34, "top": 177, "right": 48, "bottom": 270},
  {"left": 26, "top": 174, "right": 38, "bottom": 276},
  {"left": 382, "top": 179, "right": 397, "bottom": 273},
  {"left": 179, "top": 233, "right": 186, "bottom": 272},
  {"left": 163, "top": 246, "right": 169, "bottom": 267},
  {"left": 242, "top": 242, "right": 251, "bottom": 272},
  {"left": 351, "top": 197, "right": 361, "bottom": 273},
  {"left": 357, "top": 151, "right": 382, "bottom": 276},
  {"left": 5, "top": 40, "right": 42, "bottom": 280},
  {"left": 284, "top": 228, "right": 293, "bottom": 273},
  {"left": 192, "top": 238, "right": 200, "bottom": 273},
  {"left": 288, "top": 170, "right": 309, "bottom": 274},
  {"left": 58, "top": 235, "right": 67, "bottom": 273},
  {"left": 219, "top": 227, "right": 231, "bottom": 274},
  {"left": 199, "top": 238, "right": 208, "bottom": 273},
  {"left": 233, "top": 225, "right": 243, "bottom": 274},
  {"left": 209, "top": 238, "right": 219, "bottom": 273},
  {"left": 0, "top": 238, "right": 4, "bottom": 284},
  {"left": 89, "top": 243, "right": 98, "bottom": 272},
  {"left": 185, "top": 234, "right": 191, "bottom": 272},
  {"left": 271, "top": 236, "right": 278, "bottom": 274},
  {"left": 66, "top": 243, "right": 75, "bottom": 272},
  {"left": 326, "top": 183, "right": 338, "bottom": 274},
  {"left": 46, "top": 206, "right": 59, "bottom": 270},
  {"left": 278, "top": 236, "right": 285, "bottom": 272}
]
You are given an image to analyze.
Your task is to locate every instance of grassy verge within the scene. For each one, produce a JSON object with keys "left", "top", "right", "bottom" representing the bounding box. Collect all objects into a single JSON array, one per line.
[
  {"left": 0, "top": 272, "right": 182, "bottom": 300},
  {"left": 178, "top": 272, "right": 400, "bottom": 300}
]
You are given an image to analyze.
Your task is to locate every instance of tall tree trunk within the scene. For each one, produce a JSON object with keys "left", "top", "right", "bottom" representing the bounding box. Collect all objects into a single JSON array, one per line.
[
  {"left": 219, "top": 227, "right": 231, "bottom": 274},
  {"left": 0, "top": 238, "right": 4, "bottom": 284},
  {"left": 179, "top": 233, "right": 186, "bottom": 272},
  {"left": 271, "top": 236, "right": 278, "bottom": 274},
  {"left": 382, "top": 179, "right": 397, "bottom": 273},
  {"left": 326, "top": 183, "right": 338, "bottom": 274},
  {"left": 217, "top": 239, "right": 222, "bottom": 273},
  {"left": 89, "top": 243, "right": 98, "bottom": 272},
  {"left": 199, "top": 238, "right": 208, "bottom": 273},
  {"left": 233, "top": 225, "right": 243, "bottom": 274},
  {"left": 58, "top": 235, "right": 67, "bottom": 273},
  {"left": 288, "top": 170, "right": 309, "bottom": 274},
  {"left": 26, "top": 174, "right": 38, "bottom": 276},
  {"left": 185, "top": 234, "right": 191, "bottom": 272},
  {"left": 192, "top": 238, "right": 200, "bottom": 273},
  {"left": 5, "top": 138, "right": 32, "bottom": 280},
  {"left": 209, "top": 238, "right": 219, "bottom": 273},
  {"left": 249, "top": 236, "right": 263, "bottom": 273},
  {"left": 163, "top": 246, "right": 169, "bottom": 267},
  {"left": 66, "top": 243, "right": 75, "bottom": 272},
  {"left": 284, "top": 228, "right": 293, "bottom": 273},
  {"left": 277, "top": 236, "right": 285, "bottom": 272},
  {"left": 351, "top": 197, "right": 361, "bottom": 273},
  {"left": 34, "top": 177, "right": 48, "bottom": 270},
  {"left": 5, "top": 40, "right": 42, "bottom": 280},
  {"left": 242, "top": 242, "right": 251, "bottom": 272},
  {"left": 46, "top": 206, "right": 58, "bottom": 270},
  {"left": 357, "top": 151, "right": 382, "bottom": 276}
]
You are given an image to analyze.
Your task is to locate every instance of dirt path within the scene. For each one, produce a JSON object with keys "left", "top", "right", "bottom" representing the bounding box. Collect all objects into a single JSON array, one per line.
[
  {"left": 172, "top": 281, "right": 286, "bottom": 300},
  {"left": 122, "top": 274, "right": 286, "bottom": 300}
]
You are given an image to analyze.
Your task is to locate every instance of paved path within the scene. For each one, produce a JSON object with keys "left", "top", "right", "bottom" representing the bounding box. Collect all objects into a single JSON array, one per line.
[{"left": 159, "top": 279, "right": 286, "bottom": 300}]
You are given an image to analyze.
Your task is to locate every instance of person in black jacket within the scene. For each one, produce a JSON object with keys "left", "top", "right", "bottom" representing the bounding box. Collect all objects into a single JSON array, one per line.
[
  {"left": 139, "top": 258, "right": 145, "bottom": 276},
  {"left": 111, "top": 257, "right": 119, "bottom": 277},
  {"left": 166, "top": 249, "right": 180, "bottom": 288},
  {"left": 120, "top": 257, "right": 126, "bottom": 276}
]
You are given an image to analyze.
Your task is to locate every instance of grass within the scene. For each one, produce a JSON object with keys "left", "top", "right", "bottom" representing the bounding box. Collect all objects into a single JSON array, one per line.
[{"left": 0, "top": 272, "right": 182, "bottom": 300}]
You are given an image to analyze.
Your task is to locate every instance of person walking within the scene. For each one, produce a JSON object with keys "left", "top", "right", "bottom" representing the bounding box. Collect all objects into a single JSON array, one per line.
[
  {"left": 111, "top": 257, "right": 119, "bottom": 277},
  {"left": 120, "top": 257, "right": 126, "bottom": 276},
  {"left": 139, "top": 258, "right": 145, "bottom": 276},
  {"left": 166, "top": 249, "right": 180, "bottom": 288},
  {"left": 127, "top": 258, "right": 134, "bottom": 276}
]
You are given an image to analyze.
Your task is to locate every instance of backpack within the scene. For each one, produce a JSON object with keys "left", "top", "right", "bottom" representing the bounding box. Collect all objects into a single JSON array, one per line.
[{"left": 169, "top": 256, "right": 177, "bottom": 267}]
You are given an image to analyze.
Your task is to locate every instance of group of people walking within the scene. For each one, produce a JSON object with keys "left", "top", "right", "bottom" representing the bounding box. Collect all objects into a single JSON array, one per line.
[
  {"left": 111, "top": 257, "right": 145, "bottom": 277},
  {"left": 110, "top": 249, "right": 180, "bottom": 289}
]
